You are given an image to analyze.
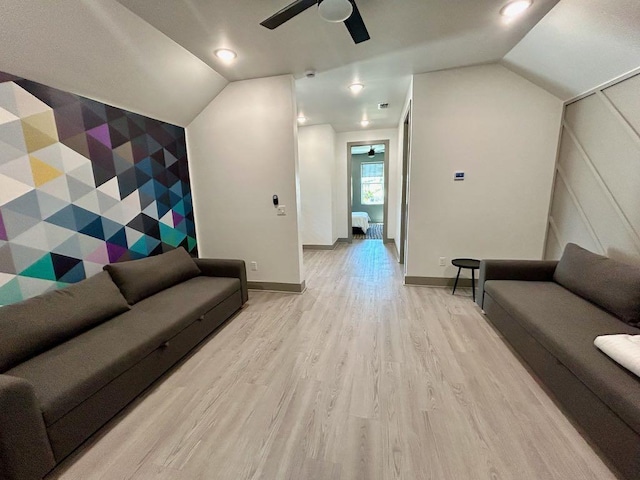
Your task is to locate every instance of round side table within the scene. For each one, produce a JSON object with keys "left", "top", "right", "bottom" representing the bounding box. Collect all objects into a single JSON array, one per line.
[{"left": 451, "top": 258, "right": 480, "bottom": 301}]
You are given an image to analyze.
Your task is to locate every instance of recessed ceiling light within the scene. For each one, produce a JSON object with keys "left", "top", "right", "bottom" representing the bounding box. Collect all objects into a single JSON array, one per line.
[
  {"left": 297, "top": 115, "right": 307, "bottom": 124},
  {"left": 349, "top": 83, "right": 365, "bottom": 94},
  {"left": 360, "top": 120, "right": 370, "bottom": 127},
  {"left": 500, "top": 0, "right": 532, "bottom": 17},
  {"left": 214, "top": 48, "right": 237, "bottom": 62}
]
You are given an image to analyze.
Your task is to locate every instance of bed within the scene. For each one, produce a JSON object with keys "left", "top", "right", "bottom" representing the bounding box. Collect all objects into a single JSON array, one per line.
[{"left": 352, "top": 211, "right": 371, "bottom": 234}]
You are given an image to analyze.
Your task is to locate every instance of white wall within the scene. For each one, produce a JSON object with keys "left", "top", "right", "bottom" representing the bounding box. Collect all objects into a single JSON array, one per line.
[
  {"left": 407, "top": 64, "right": 563, "bottom": 280},
  {"left": 334, "top": 128, "right": 399, "bottom": 240},
  {"left": 298, "top": 124, "right": 336, "bottom": 246},
  {"left": 187, "top": 75, "right": 304, "bottom": 286},
  {"left": 0, "top": 0, "right": 227, "bottom": 127},
  {"left": 545, "top": 72, "right": 640, "bottom": 265}
]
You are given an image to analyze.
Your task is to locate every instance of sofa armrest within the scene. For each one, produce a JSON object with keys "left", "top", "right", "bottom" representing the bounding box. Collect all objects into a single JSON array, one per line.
[
  {"left": 0, "top": 375, "right": 56, "bottom": 480},
  {"left": 194, "top": 258, "right": 248, "bottom": 304},
  {"left": 478, "top": 260, "right": 558, "bottom": 309}
]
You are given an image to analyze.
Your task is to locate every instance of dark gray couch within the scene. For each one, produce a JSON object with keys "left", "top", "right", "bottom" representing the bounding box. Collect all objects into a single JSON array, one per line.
[
  {"left": 478, "top": 243, "right": 640, "bottom": 480},
  {"left": 0, "top": 248, "right": 247, "bottom": 480}
]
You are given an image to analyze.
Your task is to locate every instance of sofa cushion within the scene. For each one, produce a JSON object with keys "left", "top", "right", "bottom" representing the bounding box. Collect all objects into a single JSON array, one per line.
[
  {"left": 0, "top": 272, "right": 130, "bottom": 372},
  {"left": 554, "top": 243, "right": 640, "bottom": 326},
  {"left": 5, "top": 276, "right": 240, "bottom": 426},
  {"left": 485, "top": 280, "right": 640, "bottom": 436},
  {"left": 104, "top": 247, "right": 201, "bottom": 304}
]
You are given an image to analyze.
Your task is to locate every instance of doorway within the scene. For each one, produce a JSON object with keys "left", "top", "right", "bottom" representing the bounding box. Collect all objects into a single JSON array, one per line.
[
  {"left": 347, "top": 140, "right": 390, "bottom": 243},
  {"left": 399, "top": 103, "right": 411, "bottom": 264}
]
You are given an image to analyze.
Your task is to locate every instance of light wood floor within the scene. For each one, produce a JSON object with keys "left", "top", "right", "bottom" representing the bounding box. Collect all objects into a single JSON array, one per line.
[{"left": 48, "top": 240, "right": 618, "bottom": 480}]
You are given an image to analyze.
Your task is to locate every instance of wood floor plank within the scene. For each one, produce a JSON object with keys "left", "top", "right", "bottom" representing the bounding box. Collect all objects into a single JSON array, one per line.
[{"left": 47, "top": 240, "right": 618, "bottom": 480}]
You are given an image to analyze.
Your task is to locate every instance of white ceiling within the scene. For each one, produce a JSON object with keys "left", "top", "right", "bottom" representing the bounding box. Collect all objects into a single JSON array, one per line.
[
  {"left": 0, "top": 0, "right": 228, "bottom": 127},
  {"left": 502, "top": 0, "right": 640, "bottom": 100},
  {"left": 6, "top": 1, "right": 635, "bottom": 131},
  {"left": 117, "top": 0, "right": 559, "bottom": 131},
  {"left": 351, "top": 144, "right": 385, "bottom": 155}
]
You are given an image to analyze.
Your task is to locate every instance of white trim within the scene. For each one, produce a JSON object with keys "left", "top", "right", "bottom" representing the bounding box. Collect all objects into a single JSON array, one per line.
[
  {"left": 555, "top": 165, "right": 605, "bottom": 254},
  {"left": 565, "top": 68, "right": 640, "bottom": 106},
  {"left": 548, "top": 216, "right": 563, "bottom": 251},
  {"left": 596, "top": 90, "right": 640, "bottom": 147},
  {"left": 562, "top": 123, "right": 640, "bottom": 253},
  {"left": 542, "top": 114, "right": 565, "bottom": 260},
  {"left": 546, "top": 218, "right": 563, "bottom": 258}
]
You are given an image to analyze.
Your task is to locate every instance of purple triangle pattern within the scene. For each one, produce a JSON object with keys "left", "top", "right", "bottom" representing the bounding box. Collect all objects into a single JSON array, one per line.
[
  {"left": 0, "top": 70, "right": 198, "bottom": 306},
  {"left": 0, "top": 210, "right": 7, "bottom": 241}
]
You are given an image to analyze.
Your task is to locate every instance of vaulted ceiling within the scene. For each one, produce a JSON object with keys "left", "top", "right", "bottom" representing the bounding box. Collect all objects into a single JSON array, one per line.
[
  {"left": 117, "top": 0, "right": 559, "bottom": 131},
  {"left": 502, "top": 0, "right": 640, "bottom": 100},
  {"left": 0, "top": 0, "right": 228, "bottom": 127},
  {"left": 2, "top": 1, "right": 638, "bottom": 130}
]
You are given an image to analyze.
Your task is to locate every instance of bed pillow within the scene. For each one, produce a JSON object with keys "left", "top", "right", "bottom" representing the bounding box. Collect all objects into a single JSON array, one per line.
[
  {"left": 104, "top": 247, "right": 201, "bottom": 304},
  {"left": 554, "top": 243, "right": 640, "bottom": 326},
  {"left": 0, "top": 272, "right": 130, "bottom": 372}
]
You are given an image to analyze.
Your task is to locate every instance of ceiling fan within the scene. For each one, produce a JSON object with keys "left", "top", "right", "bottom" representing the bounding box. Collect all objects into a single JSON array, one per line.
[{"left": 261, "top": 0, "right": 370, "bottom": 44}]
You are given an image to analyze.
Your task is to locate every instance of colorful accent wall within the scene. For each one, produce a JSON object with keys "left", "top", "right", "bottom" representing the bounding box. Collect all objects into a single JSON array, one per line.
[{"left": 0, "top": 71, "right": 196, "bottom": 305}]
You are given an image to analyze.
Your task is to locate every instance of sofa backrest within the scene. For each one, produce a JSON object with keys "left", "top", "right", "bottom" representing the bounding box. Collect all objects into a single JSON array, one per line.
[
  {"left": 554, "top": 243, "right": 640, "bottom": 327},
  {"left": 0, "top": 272, "right": 130, "bottom": 372},
  {"left": 103, "top": 247, "right": 201, "bottom": 305}
]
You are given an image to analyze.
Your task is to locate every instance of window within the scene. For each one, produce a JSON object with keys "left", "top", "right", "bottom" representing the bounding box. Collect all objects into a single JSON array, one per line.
[{"left": 361, "top": 162, "right": 384, "bottom": 205}]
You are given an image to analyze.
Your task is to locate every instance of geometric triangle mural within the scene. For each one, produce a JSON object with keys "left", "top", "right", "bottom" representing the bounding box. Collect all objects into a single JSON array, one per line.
[{"left": 0, "top": 71, "right": 197, "bottom": 305}]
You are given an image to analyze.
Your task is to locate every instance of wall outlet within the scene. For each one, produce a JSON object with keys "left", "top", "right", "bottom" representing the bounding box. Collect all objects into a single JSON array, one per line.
[
  {"left": 439, "top": 257, "right": 446, "bottom": 266},
  {"left": 250, "top": 261, "right": 258, "bottom": 271}
]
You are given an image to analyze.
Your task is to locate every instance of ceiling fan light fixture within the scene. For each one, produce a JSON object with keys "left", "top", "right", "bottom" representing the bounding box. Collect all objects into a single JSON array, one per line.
[
  {"left": 500, "top": 0, "right": 532, "bottom": 17},
  {"left": 318, "top": 0, "right": 354, "bottom": 23}
]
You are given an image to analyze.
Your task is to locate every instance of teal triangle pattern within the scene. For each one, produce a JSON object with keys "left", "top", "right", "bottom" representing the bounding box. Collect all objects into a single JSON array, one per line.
[
  {"left": 0, "top": 72, "right": 197, "bottom": 305},
  {"left": 0, "top": 277, "right": 22, "bottom": 305},
  {"left": 20, "top": 254, "right": 56, "bottom": 281}
]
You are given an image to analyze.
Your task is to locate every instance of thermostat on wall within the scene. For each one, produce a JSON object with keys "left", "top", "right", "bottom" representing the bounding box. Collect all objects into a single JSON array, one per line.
[{"left": 454, "top": 171, "right": 465, "bottom": 181}]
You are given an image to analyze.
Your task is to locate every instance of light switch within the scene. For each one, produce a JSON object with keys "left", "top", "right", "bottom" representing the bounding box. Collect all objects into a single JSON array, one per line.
[{"left": 277, "top": 205, "right": 286, "bottom": 216}]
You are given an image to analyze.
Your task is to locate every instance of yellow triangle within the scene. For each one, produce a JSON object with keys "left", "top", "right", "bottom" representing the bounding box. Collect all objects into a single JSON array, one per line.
[
  {"left": 21, "top": 110, "right": 58, "bottom": 153},
  {"left": 29, "top": 155, "right": 63, "bottom": 187}
]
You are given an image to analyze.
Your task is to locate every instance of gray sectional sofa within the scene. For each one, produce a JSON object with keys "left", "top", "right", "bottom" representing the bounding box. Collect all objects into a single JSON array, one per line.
[
  {"left": 0, "top": 248, "right": 247, "bottom": 480},
  {"left": 478, "top": 243, "right": 640, "bottom": 480}
]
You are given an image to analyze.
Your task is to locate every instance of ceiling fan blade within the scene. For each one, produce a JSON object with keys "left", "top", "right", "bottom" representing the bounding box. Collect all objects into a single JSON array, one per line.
[
  {"left": 261, "top": 0, "right": 318, "bottom": 29},
  {"left": 344, "top": 0, "right": 370, "bottom": 44}
]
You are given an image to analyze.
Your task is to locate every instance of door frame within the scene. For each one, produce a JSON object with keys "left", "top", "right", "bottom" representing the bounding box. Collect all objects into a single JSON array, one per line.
[
  {"left": 346, "top": 139, "right": 391, "bottom": 243},
  {"left": 399, "top": 103, "right": 411, "bottom": 264}
]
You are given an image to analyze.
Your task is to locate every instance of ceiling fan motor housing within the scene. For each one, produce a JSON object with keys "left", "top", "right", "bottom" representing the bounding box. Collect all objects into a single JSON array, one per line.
[
  {"left": 317, "top": 0, "right": 354, "bottom": 23},
  {"left": 260, "top": 0, "right": 369, "bottom": 44}
]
